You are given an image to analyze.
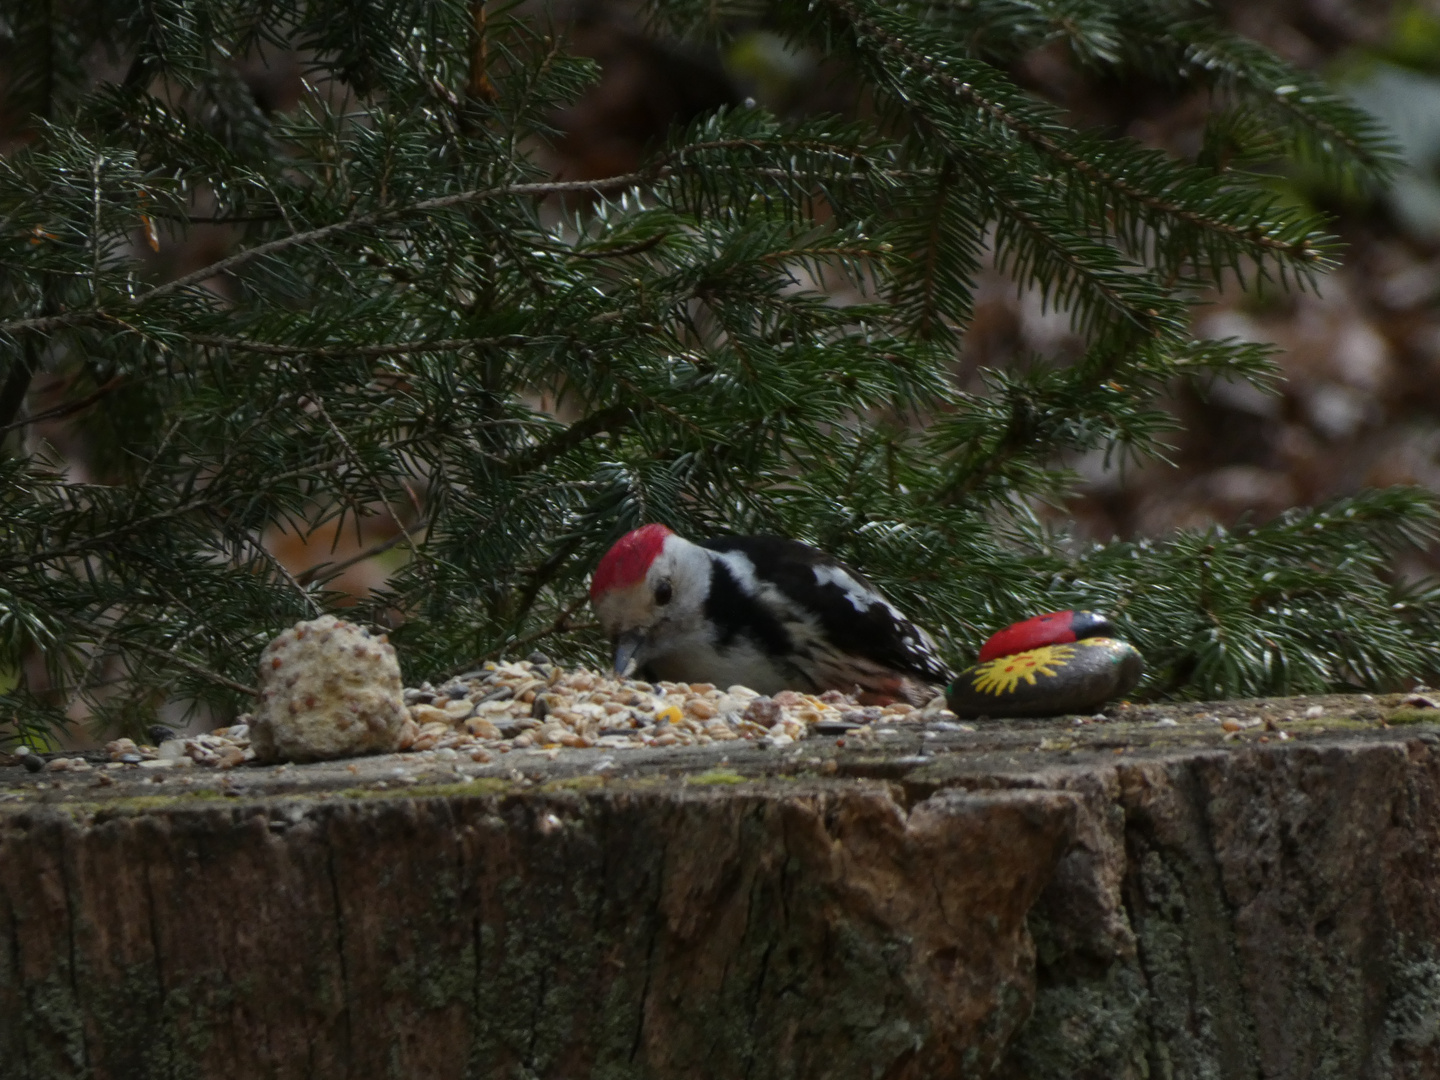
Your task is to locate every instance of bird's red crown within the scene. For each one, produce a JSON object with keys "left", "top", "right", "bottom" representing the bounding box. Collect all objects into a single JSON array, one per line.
[{"left": 590, "top": 524, "right": 673, "bottom": 600}]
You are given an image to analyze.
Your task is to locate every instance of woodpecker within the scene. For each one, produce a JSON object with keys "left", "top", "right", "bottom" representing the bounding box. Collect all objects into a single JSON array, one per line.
[{"left": 589, "top": 524, "right": 952, "bottom": 704}]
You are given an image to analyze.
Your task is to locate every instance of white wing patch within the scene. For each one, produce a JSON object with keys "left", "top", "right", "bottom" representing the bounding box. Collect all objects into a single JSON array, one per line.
[
  {"left": 715, "top": 549, "right": 763, "bottom": 594},
  {"left": 812, "top": 564, "right": 882, "bottom": 613},
  {"left": 813, "top": 564, "right": 946, "bottom": 678}
]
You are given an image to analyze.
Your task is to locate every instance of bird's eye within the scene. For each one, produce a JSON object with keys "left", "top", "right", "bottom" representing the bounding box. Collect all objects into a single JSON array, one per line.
[{"left": 655, "top": 580, "right": 673, "bottom": 606}]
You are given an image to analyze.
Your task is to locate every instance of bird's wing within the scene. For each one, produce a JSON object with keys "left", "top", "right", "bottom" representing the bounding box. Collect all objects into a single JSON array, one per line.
[{"left": 698, "top": 535, "right": 951, "bottom": 684}]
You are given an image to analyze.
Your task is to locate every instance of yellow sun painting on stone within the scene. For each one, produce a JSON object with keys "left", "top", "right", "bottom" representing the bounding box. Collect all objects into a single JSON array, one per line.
[{"left": 970, "top": 644, "right": 1078, "bottom": 696}]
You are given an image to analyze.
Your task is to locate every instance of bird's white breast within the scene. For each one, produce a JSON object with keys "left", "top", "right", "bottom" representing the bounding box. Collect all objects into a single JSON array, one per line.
[{"left": 642, "top": 616, "right": 801, "bottom": 694}]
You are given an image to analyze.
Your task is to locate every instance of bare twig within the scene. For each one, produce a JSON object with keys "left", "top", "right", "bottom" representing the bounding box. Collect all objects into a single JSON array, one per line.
[
  {"left": 5, "top": 456, "right": 350, "bottom": 570},
  {"left": 137, "top": 173, "right": 658, "bottom": 306},
  {"left": 62, "top": 624, "right": 117, "bottom": 716},
  {"left": 0, "top": 375, "right": 131, "bottom": 434},
  {"left": 0, "top": 145, "right": 914, "bottom": 344},
  {"left": 188, "top": 333, "right": 522, "bottom": 357},
  {"left": 294, "top": 528, "right": 413, "bottom": 586},
  {"left": 0, "top": 301, "right": 55, "bottom": 429},
  {"left": 307, "top": 390, "right": 425, "bottom": 565},
  {"left": 501, "top": 402, "right": 632, "bottom": 478},
  {"left": 238, "top": 532, "right": 322, "bottom": 616},
  {"left": 465, "top": 596, "right": 594, "bottom": 670},
  {"left": 568, "top": 233, "right": 670, "bottom": 259},
  {"left": 55, "top": 613, "right": 259, "bottom": 698},
  {"left": 125, "top": 638, "right": 259, "bottom": 697}
]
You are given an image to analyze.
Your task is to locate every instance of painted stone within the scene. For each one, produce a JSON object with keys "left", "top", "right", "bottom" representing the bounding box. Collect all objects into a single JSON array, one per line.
[
  {"left": 946, "top": 637, "right": 1144, "bottom": 718},
  {"left": 976, "top": 609, "right": 1114, "bottom": 664}
]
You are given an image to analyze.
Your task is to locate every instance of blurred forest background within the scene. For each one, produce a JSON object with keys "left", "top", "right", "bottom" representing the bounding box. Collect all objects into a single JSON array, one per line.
[
  {"left": 4, "top": 0, "right": 1440, "bottom": 746},
  {"left": 8, "top": 0, "right": 1440, "bottom": 595},
  {"left": 528, "top": 0, "right": 1440, "bottom": 578}
]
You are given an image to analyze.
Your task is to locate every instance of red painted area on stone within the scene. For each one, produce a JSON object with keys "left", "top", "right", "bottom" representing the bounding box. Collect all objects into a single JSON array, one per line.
[
  {"left": 978, "top": 611, "right": 1077, "bottom": 663},
  {"left": 591, "top": 524, "right": 673, "bottom": 599}
]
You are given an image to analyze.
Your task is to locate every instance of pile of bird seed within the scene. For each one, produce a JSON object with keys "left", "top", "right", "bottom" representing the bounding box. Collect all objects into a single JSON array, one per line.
[
  {"left": 395, "top": 656, "right": 958, "bottom": 757},
  {"left": 65, "top": 655, "right": 961, "bottom": 772}
]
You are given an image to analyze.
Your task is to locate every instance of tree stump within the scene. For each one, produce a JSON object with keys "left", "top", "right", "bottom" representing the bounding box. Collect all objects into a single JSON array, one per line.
[{"left": 4, "top": 694, "right": 1440, "bottom": 1079}]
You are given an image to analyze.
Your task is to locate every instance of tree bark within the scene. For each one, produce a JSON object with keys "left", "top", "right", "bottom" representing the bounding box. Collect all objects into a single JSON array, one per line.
[{"left": 3, "top": 695, "right": 1440, "bottom": 1078}]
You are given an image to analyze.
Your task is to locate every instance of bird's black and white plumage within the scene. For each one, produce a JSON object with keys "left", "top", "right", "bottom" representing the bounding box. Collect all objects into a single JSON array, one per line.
[{"left": 589, "top": 524, "right": 951, "bottom": 703}]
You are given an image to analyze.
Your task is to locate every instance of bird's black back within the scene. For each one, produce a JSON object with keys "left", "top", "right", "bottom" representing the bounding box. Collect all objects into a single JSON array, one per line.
[{"left": 698, "top": 534, "right": 951, "bottom": 684}]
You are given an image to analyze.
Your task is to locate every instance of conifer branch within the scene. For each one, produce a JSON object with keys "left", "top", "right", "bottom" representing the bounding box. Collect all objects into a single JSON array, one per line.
[
  {"left": 187, "top": 334, "right": 524, "bottom": 356},
  {"left": 129, "top": 137, "right": 861, "bottom": 312},
  {"left": 472, "top": 596, "right": 594, "bottom": 667},
  {"left": 123, "top": 638, "right": 259, "bottom": 697},
  {"left": 297, "top": 529, "right": 412, "bottom": 586},
  {"left": 913, "top": 161, "right": 955, "bottom": 341},
  {"left": 136, "top": 174, "right": 658, "bottom": 305},
  {"left": 4, "top": 458, "right": 350, "bottom": 570},
  {"left": 823, "top": 0, "right": 1326, "bottom": 264},
  {"left": 237, "top": 532, "right": 322, "bottom": 616},
  {"left": 0, "top": 375, "right": 130, "bottom": 434},
  {"left": 1, "top": 0, "right": 1428, "bottom": 741}
]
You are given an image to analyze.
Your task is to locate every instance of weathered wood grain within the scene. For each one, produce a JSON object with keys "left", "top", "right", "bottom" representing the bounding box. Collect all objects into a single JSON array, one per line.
[{"left": 4, "top": 695, "right": 1440, "bottom": 1078}]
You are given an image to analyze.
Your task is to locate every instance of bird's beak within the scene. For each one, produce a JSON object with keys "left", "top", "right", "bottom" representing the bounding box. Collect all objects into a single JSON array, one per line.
[{"left": 612, "top": 631, "right": 645, "bottom": 678}]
